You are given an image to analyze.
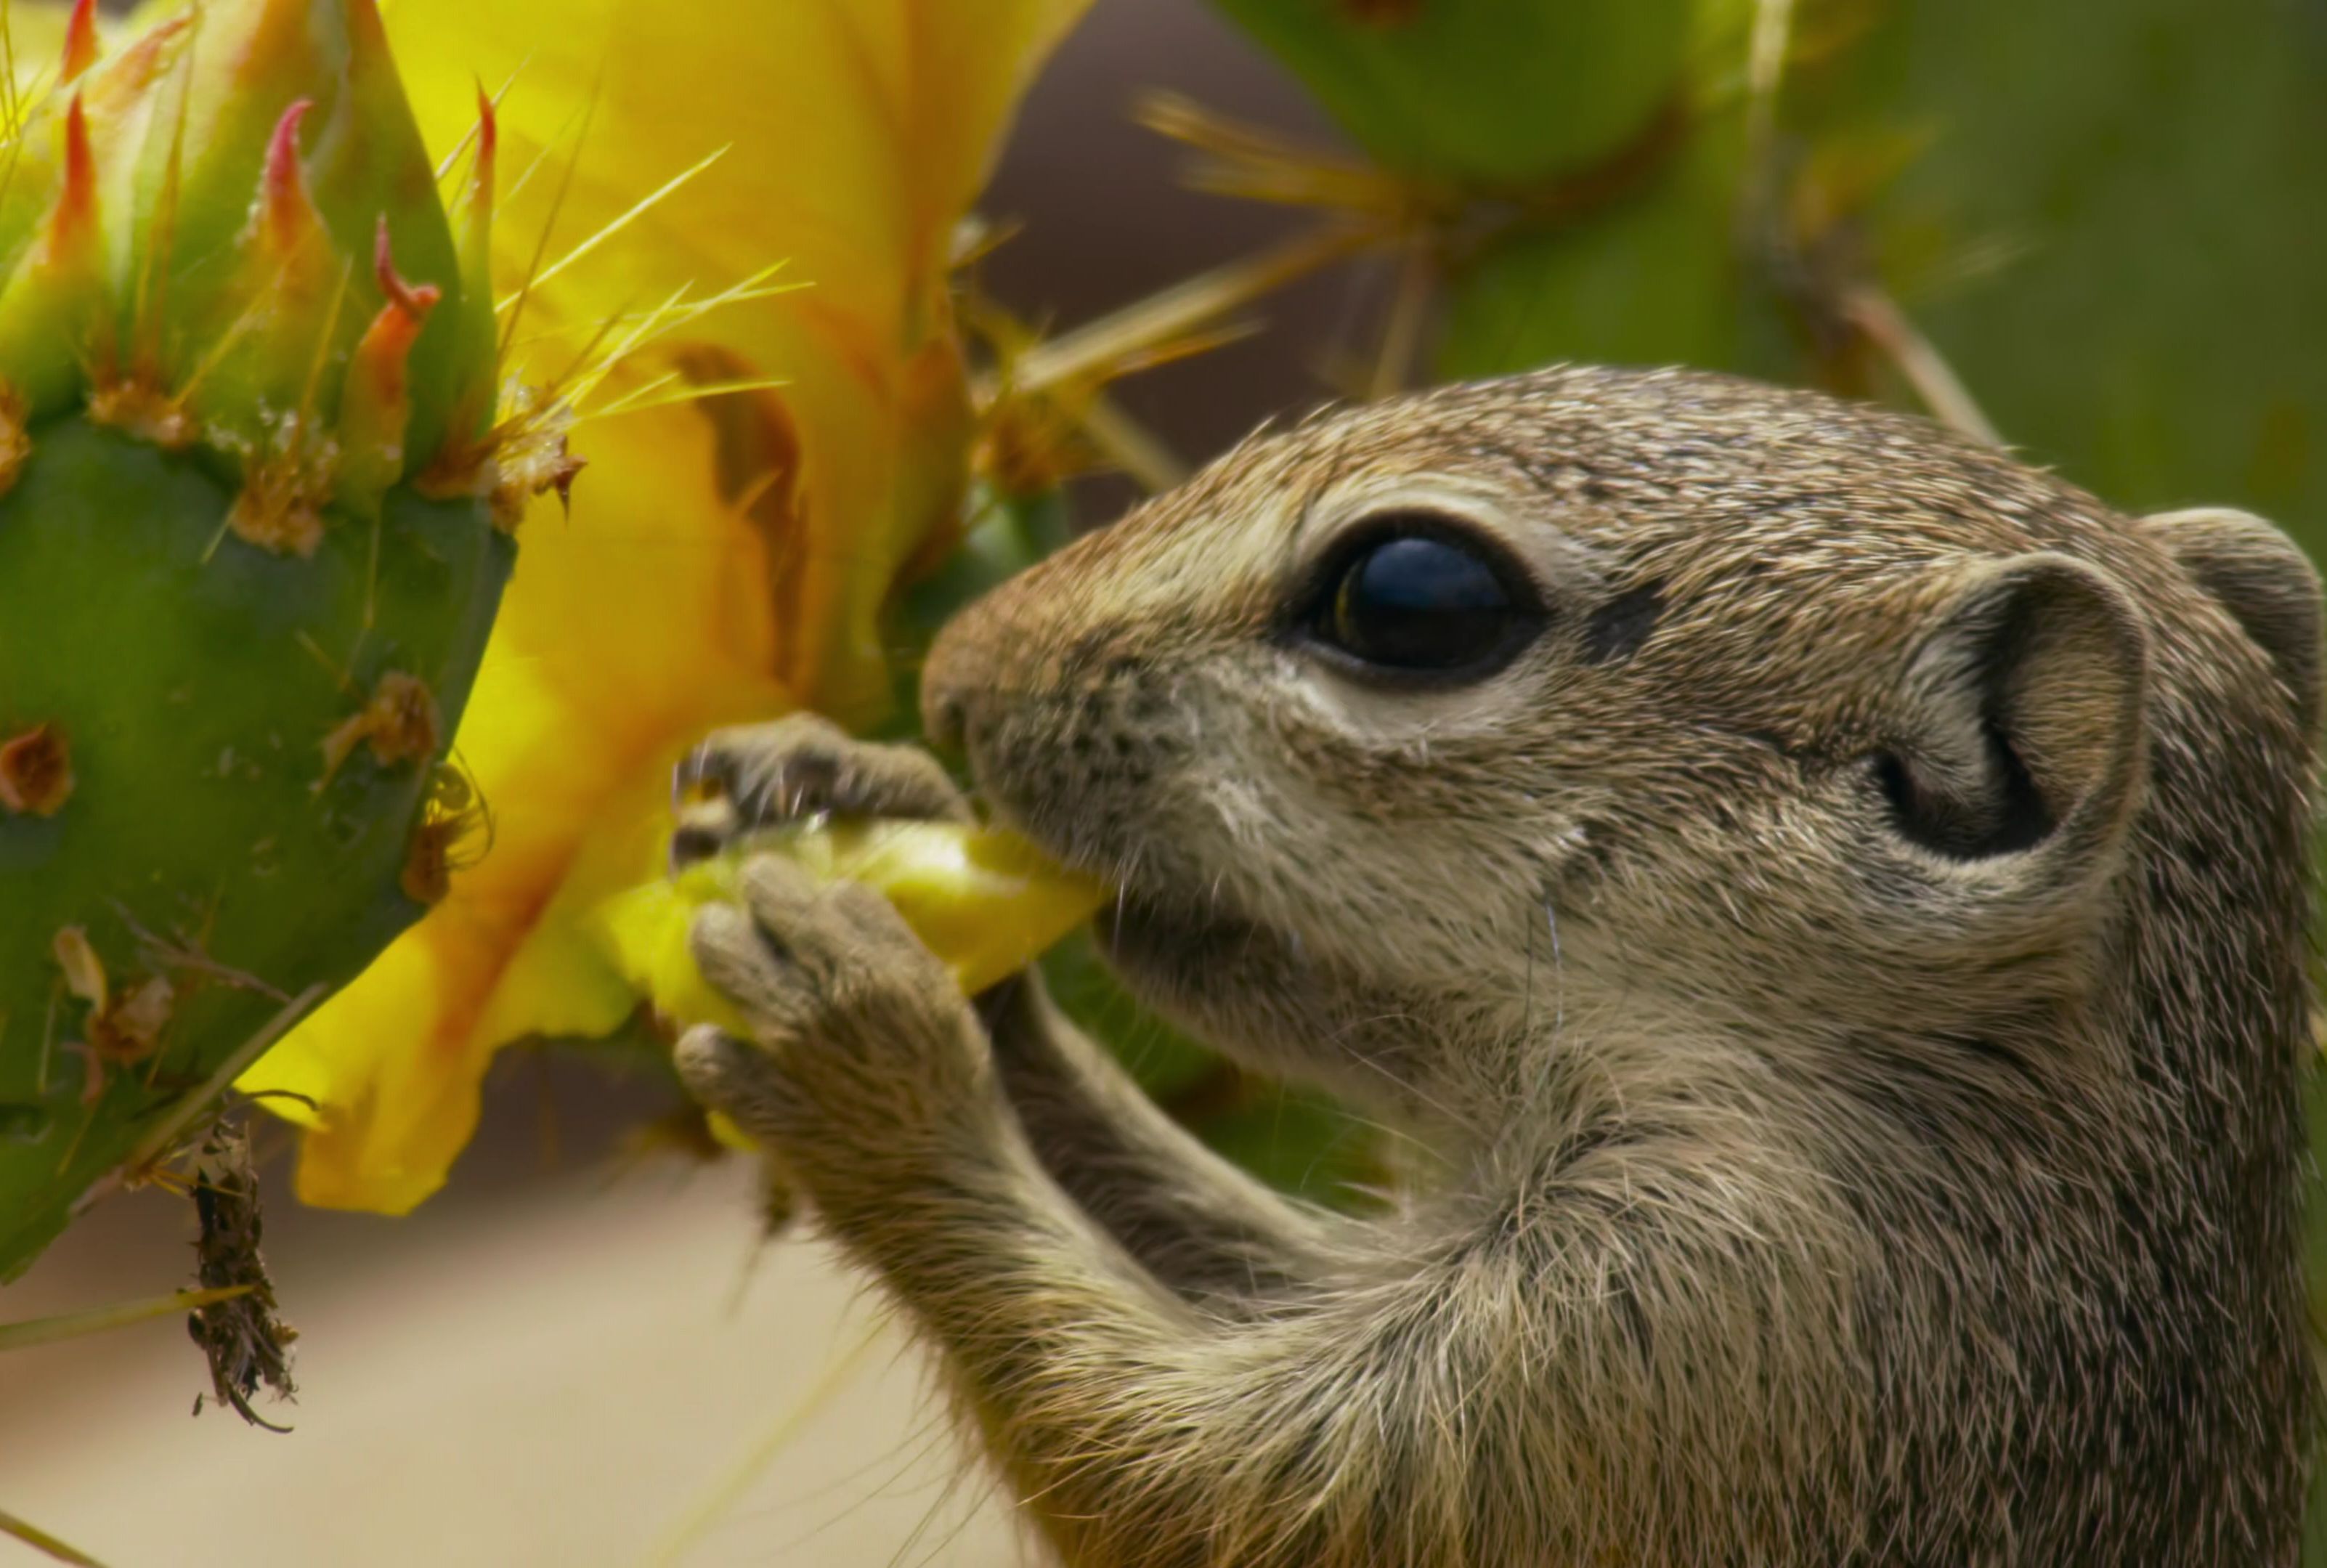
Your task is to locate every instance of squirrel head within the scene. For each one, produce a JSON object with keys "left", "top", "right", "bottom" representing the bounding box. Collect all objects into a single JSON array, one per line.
[{"left": 925, "top": 366, "right": 2319, "bottom": 1132}]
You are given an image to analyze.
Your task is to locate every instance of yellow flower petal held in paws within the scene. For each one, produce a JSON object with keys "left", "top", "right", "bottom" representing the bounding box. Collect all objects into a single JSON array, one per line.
[
  {"left": 239, "top": 0, "right": 1092, "bottom": 1213},
  {"left": 594, "top": 821, "right": 1108, "bottom": 1040}
]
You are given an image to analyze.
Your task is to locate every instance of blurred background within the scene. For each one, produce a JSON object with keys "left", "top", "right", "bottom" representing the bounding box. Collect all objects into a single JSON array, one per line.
[{"left": 5, "top": 0, "right": 2323, "bottom": 1562}]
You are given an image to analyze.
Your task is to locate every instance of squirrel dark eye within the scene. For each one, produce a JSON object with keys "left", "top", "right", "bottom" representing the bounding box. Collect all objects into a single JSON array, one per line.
[{"left": 1309, "top": 524, "right": 1538, "bottom": 677}]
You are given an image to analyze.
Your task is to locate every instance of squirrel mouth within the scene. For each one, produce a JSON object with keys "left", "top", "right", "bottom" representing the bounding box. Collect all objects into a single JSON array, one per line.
[
  {"left": 1092, "top": 893, "right": 1196, "bottom": 969},
  {"left": 967, "top": 789, "right": 1274, "bottom": 991},
  {"left": 1092, "top": 893, "right": 1280, "bottom": 1000}
]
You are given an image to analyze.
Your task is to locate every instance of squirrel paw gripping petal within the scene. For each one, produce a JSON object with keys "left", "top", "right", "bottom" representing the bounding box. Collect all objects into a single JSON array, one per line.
[
  {"left": 671, "top": 714, "right": 971, "bottom": 869},
  {"left": 680, "top": 854, "right": 990, "bottom": 1164}
]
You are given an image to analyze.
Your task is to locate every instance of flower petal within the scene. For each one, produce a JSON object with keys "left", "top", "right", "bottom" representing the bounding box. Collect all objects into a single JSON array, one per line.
[{"left": 241, "top": 0, "right": 1088, "bottom": 1212}]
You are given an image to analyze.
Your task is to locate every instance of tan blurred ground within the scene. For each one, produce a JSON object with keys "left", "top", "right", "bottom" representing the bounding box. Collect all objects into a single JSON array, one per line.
[{"left": 0, "top": 1160, "right": 1031, "bottom": 1568}]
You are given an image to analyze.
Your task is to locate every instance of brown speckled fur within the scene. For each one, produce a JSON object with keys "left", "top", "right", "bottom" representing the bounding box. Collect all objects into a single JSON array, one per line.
[{"left": 675, "top": 366, "right": 2322, "bottom": 1566}]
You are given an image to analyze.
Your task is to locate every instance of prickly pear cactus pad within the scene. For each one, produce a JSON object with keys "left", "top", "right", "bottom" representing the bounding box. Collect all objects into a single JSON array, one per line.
[{"left": 0, "top": 0, "right": 553, "bottom": 1277}]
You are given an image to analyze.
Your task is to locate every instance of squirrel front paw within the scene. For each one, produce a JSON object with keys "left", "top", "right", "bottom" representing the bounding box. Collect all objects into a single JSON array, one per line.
[
  {"left": 669, "top": 713, "right": 971, "bottom": 871},
  {"left": 677, "top": 850, "right": 995, "bottom": 1198}
]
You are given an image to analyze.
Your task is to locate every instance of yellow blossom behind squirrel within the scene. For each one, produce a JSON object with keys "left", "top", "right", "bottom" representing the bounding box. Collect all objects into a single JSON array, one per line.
[{"left": 241, "top": 0, "right": 1092, "bottom": 1214}]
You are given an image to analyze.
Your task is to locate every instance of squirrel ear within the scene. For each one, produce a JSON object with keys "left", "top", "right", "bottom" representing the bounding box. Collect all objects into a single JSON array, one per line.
[
  {"left": 1885, "top": 553, "right": 2148, "bottom": 861},
  {"left": 2143, "top": 507, "right": 2323, "bottom": 739}
]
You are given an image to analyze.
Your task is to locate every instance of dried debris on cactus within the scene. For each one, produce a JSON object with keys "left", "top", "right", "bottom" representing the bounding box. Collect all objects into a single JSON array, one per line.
[{"left": 184, "top": 1121, "right": 298, "bottom": 1431}]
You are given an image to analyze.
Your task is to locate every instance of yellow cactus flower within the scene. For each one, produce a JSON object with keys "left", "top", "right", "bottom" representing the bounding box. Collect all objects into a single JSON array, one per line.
[{"left": 240, "top": 0, "right": 1092, "bottom": 1214}]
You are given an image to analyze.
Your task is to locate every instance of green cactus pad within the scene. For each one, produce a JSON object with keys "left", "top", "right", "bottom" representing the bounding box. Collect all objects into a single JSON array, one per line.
[
  {"left": 0, "top": 0, "right": 537, "bottom": 1275},
  {"left": 0, "top": 422, "right": 510, "bottom": 1270}
]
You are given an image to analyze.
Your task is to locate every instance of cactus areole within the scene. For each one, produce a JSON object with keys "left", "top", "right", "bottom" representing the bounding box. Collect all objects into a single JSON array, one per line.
[{"left": 0, "top": 0, "right": 563, "bottom": 1275}]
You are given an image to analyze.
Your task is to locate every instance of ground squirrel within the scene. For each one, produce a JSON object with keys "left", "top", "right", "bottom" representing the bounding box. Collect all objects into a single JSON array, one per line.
[{"left": 670, "top": 365, "right": 2322, "bottom": 1565}]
